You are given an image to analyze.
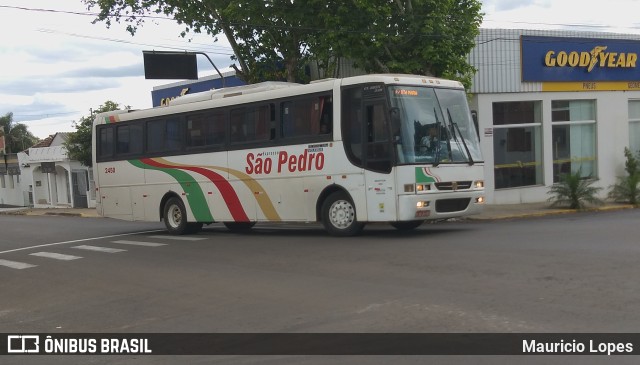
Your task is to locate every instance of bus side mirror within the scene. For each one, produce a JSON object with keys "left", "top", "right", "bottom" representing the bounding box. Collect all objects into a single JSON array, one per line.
[{"left": 471, "top": 110, "right": 479, "bottom": 138}]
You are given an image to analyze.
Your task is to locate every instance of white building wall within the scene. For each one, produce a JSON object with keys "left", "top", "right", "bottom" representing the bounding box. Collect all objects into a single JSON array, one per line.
[
  {"left": 476, "top": 90, "right": 640, "bottom": 204},
  {"left": 470, "top": 29, "right": 640, "bottom": 204},
  {"left": 0, "top": 174, "right": 21, "bottom": 206},
  {"left": 0, "top": 139, "right": 96, "bottom": 209}
]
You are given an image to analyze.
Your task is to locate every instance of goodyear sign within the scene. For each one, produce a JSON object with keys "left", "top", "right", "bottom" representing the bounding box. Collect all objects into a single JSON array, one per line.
[{"left": 521, "top": 36, "right": 640, "bottom": 82}]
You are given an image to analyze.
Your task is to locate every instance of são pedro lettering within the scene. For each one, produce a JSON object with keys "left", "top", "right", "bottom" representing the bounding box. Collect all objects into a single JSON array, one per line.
[{"left": 246, "top": 150, "right": 325, "bottom": 174}]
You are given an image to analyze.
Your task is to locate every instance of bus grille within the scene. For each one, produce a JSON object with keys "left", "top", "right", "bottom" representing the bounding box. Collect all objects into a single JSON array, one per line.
[
  {"left": 435, "top": 198, "right": 471, "bottom": 213},
  {"left": 434, "top": 181, "right": 472, "bottom": 191}
]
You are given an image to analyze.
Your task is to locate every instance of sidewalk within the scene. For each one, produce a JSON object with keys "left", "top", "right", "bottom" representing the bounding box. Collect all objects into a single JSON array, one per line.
[
  {"left": 0, "top": 206, "right": 101, "bottom": 218},
  {"left": 0, "top": 202, "right": 636, "bottom": 220},
  {"left": 470, "top": 201, "right": 636, "bottom": 220}
]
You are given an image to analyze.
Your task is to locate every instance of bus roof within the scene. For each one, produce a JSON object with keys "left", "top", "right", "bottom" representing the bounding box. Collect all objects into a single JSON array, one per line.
[{"left": 94, "top": 74, "right": 464, "bottom": 124}]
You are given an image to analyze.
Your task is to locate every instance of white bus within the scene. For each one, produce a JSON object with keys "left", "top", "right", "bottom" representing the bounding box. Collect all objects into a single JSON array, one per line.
[{"left": 92, "top": 74, "right": 484, "bottom": 236}]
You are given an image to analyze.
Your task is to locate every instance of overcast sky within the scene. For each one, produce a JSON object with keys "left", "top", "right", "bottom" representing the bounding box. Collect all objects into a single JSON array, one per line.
[{"left": 1, "top": 0, "right": 640, "bottom": 139}]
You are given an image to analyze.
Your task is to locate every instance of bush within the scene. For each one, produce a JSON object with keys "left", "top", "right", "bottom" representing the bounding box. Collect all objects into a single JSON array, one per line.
[
  {"left": 547, "top": 170, "right": 603, "bottom": 210},
  {"left": 607, "top": 148, "right": 640, "bottom": 205}
]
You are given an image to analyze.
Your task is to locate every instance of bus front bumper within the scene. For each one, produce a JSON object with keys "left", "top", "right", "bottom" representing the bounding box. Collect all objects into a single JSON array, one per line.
[{"left": 397, "top": 191, "right": 485, "bottom": 221}]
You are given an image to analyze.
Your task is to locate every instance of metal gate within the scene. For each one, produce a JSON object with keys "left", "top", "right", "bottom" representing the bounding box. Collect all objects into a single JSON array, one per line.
[{"left": 71, "top": 170, "right": 88, "bottom": 208}]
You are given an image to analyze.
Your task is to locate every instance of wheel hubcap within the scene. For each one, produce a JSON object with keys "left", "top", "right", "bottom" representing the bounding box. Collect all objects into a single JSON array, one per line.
[
  {"left": 168, "top": 204, "right": 182, "bottom": 228},
  {"left": 329, "top": 200, "right": 355, "bottom": 229}
]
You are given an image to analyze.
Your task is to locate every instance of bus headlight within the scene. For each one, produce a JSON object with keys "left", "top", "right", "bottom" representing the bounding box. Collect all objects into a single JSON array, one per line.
[
  {"left": 416, "top": 184, "right": 431, "bottom": 192},
  {"left": 474, "top": 180, "right": 484, "bottom": 189},
  {"left": 476, "top": 196, "right": 485, "bottom": 204},
  {"left": 416, "top": 201, "right": 430, "bottom": 208}
]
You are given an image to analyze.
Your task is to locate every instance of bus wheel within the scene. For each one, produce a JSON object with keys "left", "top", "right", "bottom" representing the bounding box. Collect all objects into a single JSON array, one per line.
[
  {"left": 163, "top": 197, "right": 188, "bottom": 235},
  {"left": 321, "top": 191, "right": 364, "bottom": 236},
  {"left": 224, "top": 222, "right": 256, "bottom": 232},
  {"left": 390, "top": 220, "right": 424, "bottom": 231}
]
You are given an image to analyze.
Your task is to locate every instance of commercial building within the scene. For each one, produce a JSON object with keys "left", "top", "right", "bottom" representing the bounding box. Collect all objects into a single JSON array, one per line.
[{"left": 469, "top": 29, "right": 640, "bottom": 204}]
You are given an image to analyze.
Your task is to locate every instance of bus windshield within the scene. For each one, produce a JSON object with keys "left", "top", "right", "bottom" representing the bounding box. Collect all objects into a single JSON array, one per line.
[{"left": 388, "top": 86, "right": 483, "bottom": 165}]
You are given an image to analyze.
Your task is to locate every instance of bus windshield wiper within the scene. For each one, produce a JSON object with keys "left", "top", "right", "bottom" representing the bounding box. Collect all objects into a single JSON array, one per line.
[
  {"left": 433, "top": 108, "right": 441, "bottom": 166},
  {"left": 447, "top": 108, "right": 474, "bottom": 165}
]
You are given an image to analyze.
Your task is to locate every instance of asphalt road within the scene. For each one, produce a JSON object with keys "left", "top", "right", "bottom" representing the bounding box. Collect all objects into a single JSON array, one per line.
[{"left": 1, "top": 211, "right": 640, "bottom": 364}]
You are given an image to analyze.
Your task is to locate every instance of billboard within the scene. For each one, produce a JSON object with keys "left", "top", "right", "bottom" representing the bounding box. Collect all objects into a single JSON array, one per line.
[{"left": 521, "top": 36, "right": 640, "bottom": 82}]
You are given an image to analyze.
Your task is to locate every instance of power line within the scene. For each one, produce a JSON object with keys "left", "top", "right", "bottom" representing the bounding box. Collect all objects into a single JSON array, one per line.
[{"left": 36, "top": 28, "right": 235, "bottom": 56}]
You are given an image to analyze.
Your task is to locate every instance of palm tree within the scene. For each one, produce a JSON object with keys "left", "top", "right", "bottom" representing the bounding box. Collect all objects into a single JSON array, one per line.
[
  {"left": 547, "top": 170, "right": 603, "bottom": 210},
  {"left": 0, "top": 112, "right": 38, "bottom": 153}
]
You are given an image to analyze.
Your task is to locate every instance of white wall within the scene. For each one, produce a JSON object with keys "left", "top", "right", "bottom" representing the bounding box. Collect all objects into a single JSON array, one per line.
[{"left": 475, "top": 90, "right": 640, "bottom": 204}]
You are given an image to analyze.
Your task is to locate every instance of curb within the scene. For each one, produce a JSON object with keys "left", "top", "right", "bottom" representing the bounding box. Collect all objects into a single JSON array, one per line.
[
  {"left": 43, "top": 212, "right": 84, "bottom": 217},
  {"left": 0, "top": 209, "right": 100, "bottom": 218},
  {"left": 468, "top": 204, "right": 636, "bottom": 221}
]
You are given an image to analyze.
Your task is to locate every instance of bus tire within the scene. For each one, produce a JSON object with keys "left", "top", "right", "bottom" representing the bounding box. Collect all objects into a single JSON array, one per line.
[
  {"left": 321, "top": 191, "right": 364, "bottom": 236},
  {"left": 163, "top": 197, "right": 188, "bottom": 235},
  {"left": 390, "top": 220, "right": 424, "bottom": 231},
  {"left": 224, "top": 222, "right": 256, "bottom": 232}
]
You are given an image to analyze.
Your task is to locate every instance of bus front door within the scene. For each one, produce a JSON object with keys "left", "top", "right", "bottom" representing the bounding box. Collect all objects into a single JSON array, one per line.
[{"left": 363, "top": 101, "right": 396, "bottom": 221}]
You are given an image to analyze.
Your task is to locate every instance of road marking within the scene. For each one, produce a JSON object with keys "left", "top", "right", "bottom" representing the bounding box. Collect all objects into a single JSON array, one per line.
[
  {"left": 147, "top": 235, "right": 207, "bottom": 241},
  {"left": 0, "top": 259, "right": 36, "bottom": 269},
  {"left": 30, "top": 252, "right": 82, "bottom": 261},
  {"left": 0, "top": 229, "right": 164, "bottom": 255},
  {"left": 73, "top": 245, "right": 126, "bottom": 253},
  {"left": 112, "top": 240, "right": 167, "bottom": 247}
]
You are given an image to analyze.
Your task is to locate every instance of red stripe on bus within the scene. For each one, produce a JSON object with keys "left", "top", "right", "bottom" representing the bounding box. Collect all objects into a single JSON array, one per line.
[{"left": 141, "top": 158, "right": 250, "bottom": 222}]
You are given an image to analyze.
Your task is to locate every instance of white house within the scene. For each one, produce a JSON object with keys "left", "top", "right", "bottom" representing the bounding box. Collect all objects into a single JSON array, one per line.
[{"left": 0, "top": 133, "right": 95, "bottom": 208}]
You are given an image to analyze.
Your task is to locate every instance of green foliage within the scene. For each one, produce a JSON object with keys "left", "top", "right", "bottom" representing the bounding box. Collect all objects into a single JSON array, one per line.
[
  {"left": 547, "top": 170, "right": 603, "bottom": 210},
  {"left": 607, "top": 147, "right": 640, "bottom": 205},
  {"left": 0, "top": 112, "right": 39, "bottom": 154},
  {"left": 321, "top": 0, "right": 483, "bottom": 89},
  {"left": 64, "top": 101, "right": 122, "bottom": 167},
  {"left": 83, "top": 0, "right": 483, "bottom": 87}
]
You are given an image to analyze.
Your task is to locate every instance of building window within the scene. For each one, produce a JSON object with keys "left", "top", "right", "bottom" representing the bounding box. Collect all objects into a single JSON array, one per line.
[
  {"left": 492, "top": 101, "right": 543, "bottom": 189},
  {"left": 552, "top": 100, "right": 597, "bottom": 182},
  {"left": 629, "top": 100, "right": 640, "bottom": 155}
]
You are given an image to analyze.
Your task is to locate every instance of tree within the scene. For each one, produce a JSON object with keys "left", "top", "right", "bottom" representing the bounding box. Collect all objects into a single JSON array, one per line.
[
  {"left": 321, "top": 0, "right": 483, "bottom": 89},
  {"left": 83, "top": 0, "right": 482, "bottom": 87},
  {"left": 0, "top": 112, "right": 39, "bottom": 154},
  {"left": 83, "top": 0, "right": 324, "bottom": 83},
  {"left": 64, "top": 101, "right": 122, "bottom": 167}
]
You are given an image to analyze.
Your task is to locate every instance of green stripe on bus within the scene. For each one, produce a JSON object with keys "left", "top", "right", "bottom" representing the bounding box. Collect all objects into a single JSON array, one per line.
[
  {"left": 416, "top": 167, "right": 437, "bottom": 183},
  {"left": 128, "top": 159, "right": 214, "bottom": 222}
]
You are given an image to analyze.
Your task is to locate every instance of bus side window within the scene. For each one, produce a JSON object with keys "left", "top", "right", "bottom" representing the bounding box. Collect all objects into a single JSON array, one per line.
[
  {"left": 116, "top": 124, "right": 143, "bottom": 155},
  {"left": 97, "top": 126, "right": 114, "bottom": 160},
  {"left": 341, "top": 87, "right": 363, "bottom": 167},
  {"left": 166, "top": 117, "right": 181, "bottom": 151},
  {"left": 147, "top": 118, "right": 182, "bottom": 153},
  {"left": 319, "top": 96, "right": 332, "bottom": 135},
  {"left": 147, "top": 120, "right": 164, "bottom": 152}
]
